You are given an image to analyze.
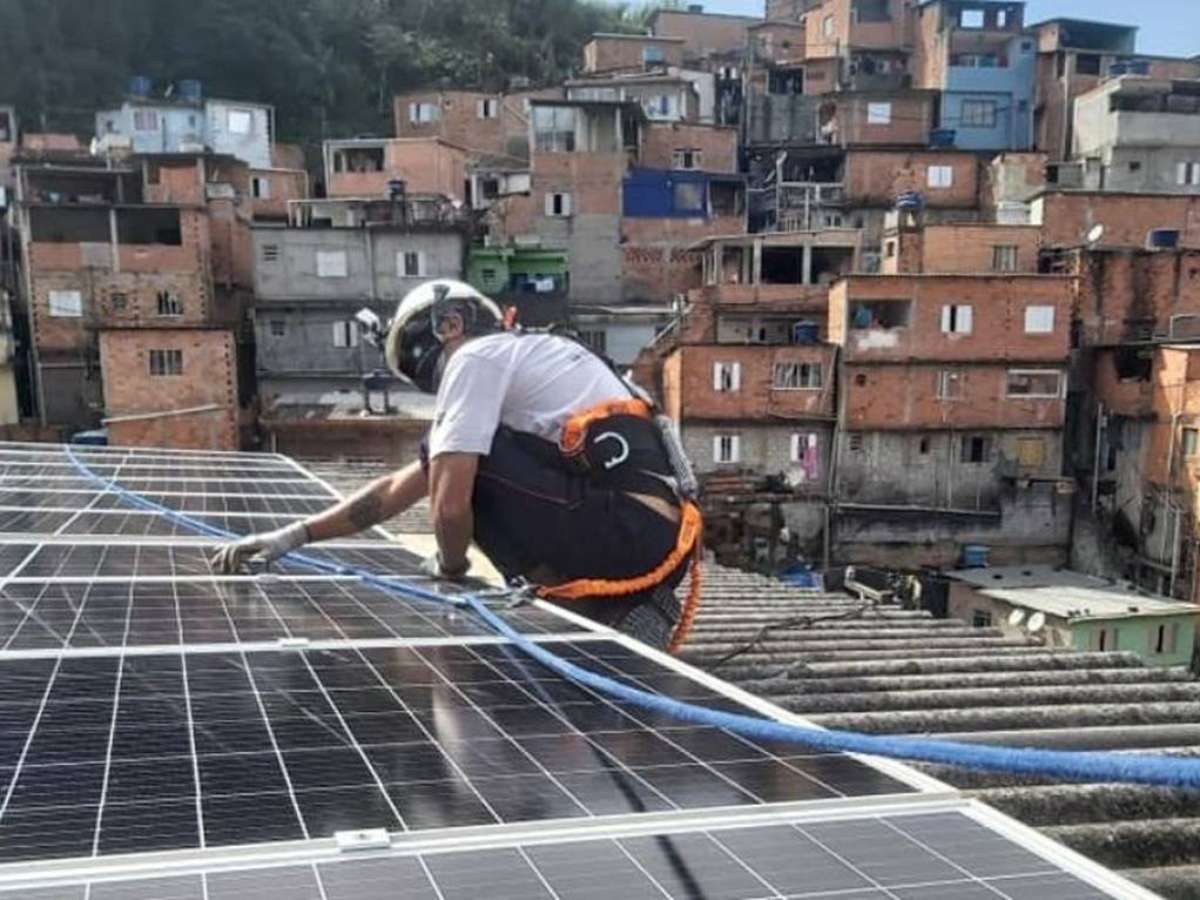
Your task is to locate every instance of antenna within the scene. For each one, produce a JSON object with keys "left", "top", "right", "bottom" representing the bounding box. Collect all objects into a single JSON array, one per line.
[
  {"left": 1027, "top": 612, "right": 1046, "bottom": 634},
  {"left": 1007, "top": 609, "right": 1026, "bottom": 628},
  {"left": 1086, "top": 224, "right": 1105, "bottom": 246}
]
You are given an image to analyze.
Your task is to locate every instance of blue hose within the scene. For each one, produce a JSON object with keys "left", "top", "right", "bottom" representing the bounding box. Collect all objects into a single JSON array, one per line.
[{"left": 62, "top": 446, "right": 1200, "bottom": 790}]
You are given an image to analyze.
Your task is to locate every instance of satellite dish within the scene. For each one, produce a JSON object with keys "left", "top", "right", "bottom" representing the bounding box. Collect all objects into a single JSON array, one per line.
[
  {"left": 1086, "top": 224, "right": 1105, "bottom": 245},
  {"left": 1027, "top": 612, "right": 1046, "bottom": 634},
  {"left": 1007, "top": 609, "right": 1026, "bottom": 628}
]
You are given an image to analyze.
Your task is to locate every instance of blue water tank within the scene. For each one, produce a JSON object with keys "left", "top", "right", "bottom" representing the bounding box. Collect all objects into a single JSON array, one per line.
[
  {"left": 895, "top": 191, "right": 925, "bottom": 210},
  {"left": 129, "top": 75, "right": 152, "bottom": 99},
  {"left": 178, "top": 79, "right": 203, "bottom": 103},
  {"left": 792, "top": 321, "right": 819, "bottom": 345},
  {"left": 929, "top": 128, "right": 956, "bottom": 148},
  {"left": 961, "top": 544, "right": 991, "bottom": 568}
]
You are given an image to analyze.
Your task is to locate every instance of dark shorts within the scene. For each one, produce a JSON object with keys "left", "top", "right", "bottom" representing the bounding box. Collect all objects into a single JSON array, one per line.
[{"left": 471, "top": 428, "right": 681, "bottom": 588}]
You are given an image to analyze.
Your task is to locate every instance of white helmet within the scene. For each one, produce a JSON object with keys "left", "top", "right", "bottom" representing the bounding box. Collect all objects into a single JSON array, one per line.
[{"left": 384, "top": 279, "right": 503, "bottom": 393}]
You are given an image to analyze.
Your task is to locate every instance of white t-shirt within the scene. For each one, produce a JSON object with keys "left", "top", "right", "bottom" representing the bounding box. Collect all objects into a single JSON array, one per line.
[{"left": 428, "top": 332, "right": 630, "bottom": 458}]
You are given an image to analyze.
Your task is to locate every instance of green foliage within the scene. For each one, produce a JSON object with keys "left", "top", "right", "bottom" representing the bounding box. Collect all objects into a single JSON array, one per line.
[{"left": 0, "top": 0, "right": 636, "bottom": 150}]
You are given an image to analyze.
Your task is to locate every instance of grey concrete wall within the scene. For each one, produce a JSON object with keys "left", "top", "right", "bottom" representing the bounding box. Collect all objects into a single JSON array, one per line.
[
  {"left": 254, "top": 303, "right": 389, "bottom": 380},
  {"left": 746, "top": 94, "right": 819, "bottom": 145},
  {"left": 534, "top": 214, "right": 622, "bottom": 304},
  {"left": 1103, "top": 147, "right": 1200, "bottom": 194},
  {"left": 253, "top": 229, "right": 464, "bottom": 302},
  {"left": 837, "top": 429, "right": 1064, "bottom": 510},
  {"left": 683, "top": 422, "right": 833, "bottom": 484}
]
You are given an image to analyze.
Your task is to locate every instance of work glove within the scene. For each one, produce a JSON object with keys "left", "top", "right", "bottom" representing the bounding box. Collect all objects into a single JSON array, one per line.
[
  {"left": 421, "top": 551, "right": 470, "bottom": 582},
  {"left": 210, "top": 522, "right": 309, "bottom": 574}
]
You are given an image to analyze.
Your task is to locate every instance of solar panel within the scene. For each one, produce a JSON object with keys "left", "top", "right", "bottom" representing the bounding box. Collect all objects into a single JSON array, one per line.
[{"left": 0, "top": 443, "right": 1152, "bottom": 899}]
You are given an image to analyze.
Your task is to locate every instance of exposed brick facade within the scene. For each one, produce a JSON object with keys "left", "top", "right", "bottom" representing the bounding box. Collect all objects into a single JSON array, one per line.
[
  {"left": 828, "top": 93, "right": 935, "bottom": 147},
  {"left": 883, "top": 223, "right": 1041, "bottom": 274},
  {"left": 662, "top": 344, "right": 837, "bottom": 422},
  {"left": 844, "top": 150, "right": 980, "bottom": 208},
  {"left": 804, "top": 0, "right": 911, "bottom": 57},
  {"left": 1068, "top": 247, "right": 1200, "bottom": 346},
  {"left": 326, "top": 139, "right": 469, "bottom": 201},
  {"left": 650, "top": 9, "right": 759, "bottom": 60},
  {"left": 1034, "top": 191, "right": 1200, "bottom": 249},
  {"left": 100, "top": 329, "right": 238, "bottom": 450},
  {"left": 393, "top": 91, "right": 530, "bottom": 160},
  {"left": 582, "top": 36, "right": 685, "bottom": 74},
  {"left": 640, "top": 123, "right": 738, "bottom": 173}
]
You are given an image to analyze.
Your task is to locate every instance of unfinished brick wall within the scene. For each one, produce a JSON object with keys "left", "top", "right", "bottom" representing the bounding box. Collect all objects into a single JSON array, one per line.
[
  {"left": 845, "top": 151, "right": 979, "bottom": 208},
  {"left": 832, "top": 94, "right": 934, "bottom": 147},
  {"left": 621, "top": 245, "right": 705, "bottom": 304},
  {"left": 1073, "top": 248, "right": 1200, "bottom": 346},
  {"left": 640, "top": 123, "right": 738, "bottom": 172},
  {"left": 885, "top": 224, "right": 1041, "bottom": 274},
  {"left": 749, "top": 23, "right": 807, "bottom": 66},
  {"left": 843, "top": 362, "right": 1067, "bottom": 430},
  {"left": 489, "top": 152, "right": 626, "bottom": 239},
  {"left": 663, "top": 344, "right": 838, "bottom": 421},
  {"left": 144, "top": 158, "right": 206, "bottom": 205},
  {"left": 583, "top": 37, "right": 685, "bottom": 73},
  {"left": 100, "top": 329, "right": 238, "bottom": 450},
  {"left": 651, "top": 10, "right": 757, "bottom": 58},
  {"left": 249, "top": 168, "right": 308, "bottom": 220},
  {"left": 393, "top": 91, "right": 527, "bottom": 159},
  {"left": 829, "top": 275, "right": 1073, "bottom": 363},
  {"left": 328, "top": 140, "right": 469, "bottom": 201},
  {"left": 1036, "top": 192, "right": 1200, "bottom": 249}
]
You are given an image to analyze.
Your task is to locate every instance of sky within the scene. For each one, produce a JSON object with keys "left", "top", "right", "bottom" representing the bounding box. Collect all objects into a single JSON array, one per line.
[{"left": 690, "top": 0, "right": 1200, "bottom": 58}]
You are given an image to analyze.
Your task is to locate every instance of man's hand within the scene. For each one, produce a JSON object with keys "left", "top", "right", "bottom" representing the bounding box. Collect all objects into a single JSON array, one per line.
[
  {"left": 210, "top": 522, "right": 309, "bottom": 574},
  {"left": 421, "top": 551, "right": 471, "bottom": 582}
]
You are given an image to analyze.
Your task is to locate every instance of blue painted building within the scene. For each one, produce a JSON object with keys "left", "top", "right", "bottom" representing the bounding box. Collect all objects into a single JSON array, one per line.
[
  {"left": 622, "top": 167, "right": 745, "bottom": 219},
  {"left": 916, "top": 1, "right": 1036, "bottom": 151}
]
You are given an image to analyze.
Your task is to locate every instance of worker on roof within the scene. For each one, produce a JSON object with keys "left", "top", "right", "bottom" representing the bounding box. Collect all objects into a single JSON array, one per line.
[{"left": 213, "top": 280, "right": 702, "bottom": 650}]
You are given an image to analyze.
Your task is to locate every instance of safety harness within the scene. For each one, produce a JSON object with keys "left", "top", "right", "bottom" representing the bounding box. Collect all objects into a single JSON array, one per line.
[{"left": 535, "top": 366, "right": 705, "bottom": 654}]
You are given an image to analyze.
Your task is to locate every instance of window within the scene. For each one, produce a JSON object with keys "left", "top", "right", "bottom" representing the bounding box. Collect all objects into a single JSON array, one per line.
[
  {"left": 773, "top": 362, "right": 823, "bottom": 389},
  {"left": 1075, "top": 54, "right": 1101, "bottom": 76},
  {"left": 1006, "top": 370, "right": 1063, "bottom": 398},
  {"left": 316, "top": 250, "right": 348, "bottom": 278},
  {"left": 937, "top": 369, "right": 964, "bottom": 399},
  {"left": 133, "top": 109, "right": 159, "bottom": 131},
  {"left": 1183, "top": 428, "right": 1199, "bottom": 457},
  {"left": 1152, "top": 623, "right": 1180, "bottom": 655},
  {"left": 332, "top": 321, "right": 360, "bottom": 349},
  {"left": 918, "top": 437, "right": 931, "bottom": 455},
  {"left": 996, "top": 9, "right": 1009, "bottom": 27},
  {"left": 156, "top": 290, "right": 182, "bottom": 317},
  {"left": 643, "top": 45, "right": 666, "bottom": 65},
  {"left": 960, "top": 99, "right": 997, "bottom": 128},
  {"left": 1024, "top": 305, "right": 1055, "bottom": 333},
  {"left": 713, "top": 361, "right": 741, "bottom": 392},
  {"left": 227, "top": 109, "right": 254, "bottom": 134},
  {"left": 848, "top": 433, "right": 865, "bottom": 453},
  {"left": 408, "top": 102, "right": 441, "bottom": 124},
  {"left": 1017, "top": 436, "right": 1046, "bottom": 467},
  {"left": 643, "top": 94, "right": 680, "bottom": 120},
  {"left": 713, "top": 434, "right": 740, "bottom": 464},
  {"left": 991, "top": 245, "right": 1019, "bottom": 272},
  {"left": 261, "top": 244, "right": 280, "bottom": 263},
  {"left": 1090, "top": 627, "right": 1118, "bottom": 651},
  {"left": 251, "top": 176, "right": 271, "bottom": 199},
  {"left": 927, "top": 165, "right": 954, "bottom": 188},
  {"left": 673, "top": 148, "right": 702, "bottom": 170},
  {"left": 477, "top": 98, "right": 499, "bottom": 119},
  {"left": 545, "top": 192, "right": 573, "bottom": 217},
  {"left": 790, "top": 432, "right": 818, "bottom": 464},
  {"left": 822, "top": 14, "right": 834, "bottom": 37},
  {"left": 867, "top": 102, "right": 892, "bottom": 125},
  {"left": 961, "top": 435, "right": 991, "bottom": 464},
  {"left": 672, "top": 181, "right": 705, "bottom": 214},
  {"left": 941, "top": 305, "right": 973, "bottom": 334},
  {"left": 885, "top": 240, "right": 896, "bottom": 259},
  {"left": 269, "top": 320, "right": 286, "bottom": 337},
  {"left": 972, "top": 610, "right": 993, "bottom": 628},
  {"left": 960, "top": 9, "right": 984, "bottom": 28},
  {"left": 399, "top": 250, "right": 426, "bottom": 277},
  {"left": 148, "top": 349, "right": 183, "bottom": 376},
  {"left": 48, "top": 290, "right": 83, "bottom": 318},
  {"left": 533, "top": 106, "right": 577, "bottom": 153},
  {"left": 1177, "top": 162, "right": 1200, "bottom": 186},
  {"left": 578, "top": 330, "right": 607, "bottom": 354},
  {"left": 110, "top": 292, "right": 128, "bottom": 311}
]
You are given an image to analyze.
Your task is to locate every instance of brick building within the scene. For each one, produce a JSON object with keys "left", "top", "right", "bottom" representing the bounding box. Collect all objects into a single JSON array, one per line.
[
  {"left": 582, "top": 34, "right": 687, "bottom": 75},
  {"left": 323, "top": 138, "right": 469, "bottom": 203}
]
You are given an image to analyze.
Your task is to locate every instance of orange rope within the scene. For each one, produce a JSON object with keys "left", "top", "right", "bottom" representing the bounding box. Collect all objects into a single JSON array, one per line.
[{"left": 667, "top": 540, "right": 703, "bottom": 654}]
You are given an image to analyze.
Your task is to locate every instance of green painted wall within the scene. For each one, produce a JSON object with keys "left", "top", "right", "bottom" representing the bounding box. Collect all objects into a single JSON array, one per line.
[{"left": 1069, "top": 615, "right": 1197, "bottom": 667}]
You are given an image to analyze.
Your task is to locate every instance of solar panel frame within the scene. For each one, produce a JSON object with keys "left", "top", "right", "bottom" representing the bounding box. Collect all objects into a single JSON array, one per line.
[{"left": 0, "top": 443, "right": 1156, "bottom": 900}]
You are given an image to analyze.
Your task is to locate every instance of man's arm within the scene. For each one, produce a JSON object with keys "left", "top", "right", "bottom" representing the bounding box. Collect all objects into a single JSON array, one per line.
[
  {"left": 211, "top": 462, "right": 428, "bottom": 573},
  {"left": 428, "top": 452, "right": 479, "bottom": 574},
  {"left": 306, "top": 461, "right": 428, "bottom": 542}
]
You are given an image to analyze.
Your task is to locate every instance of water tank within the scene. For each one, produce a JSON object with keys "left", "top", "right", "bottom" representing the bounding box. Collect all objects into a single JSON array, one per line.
[
  {"left": 929, "top": 128, "right": 956, "bottom": 148},
  {"left": 177, "top": 79, "right": 203, "bottom": 103},
  {"left": 961, "top": 545, "right": 991, "bottom": 568},
  {"left": 129, "top": 75, "right": 152, "bottom": 99},
  {"left": 895, "top": 191, "right": 925, "bottom": 210}
]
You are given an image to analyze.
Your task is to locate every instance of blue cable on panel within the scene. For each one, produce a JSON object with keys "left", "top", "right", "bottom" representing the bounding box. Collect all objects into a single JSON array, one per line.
[{"left": 63, "top": 445, "right": 1200, "bottom": 791}]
